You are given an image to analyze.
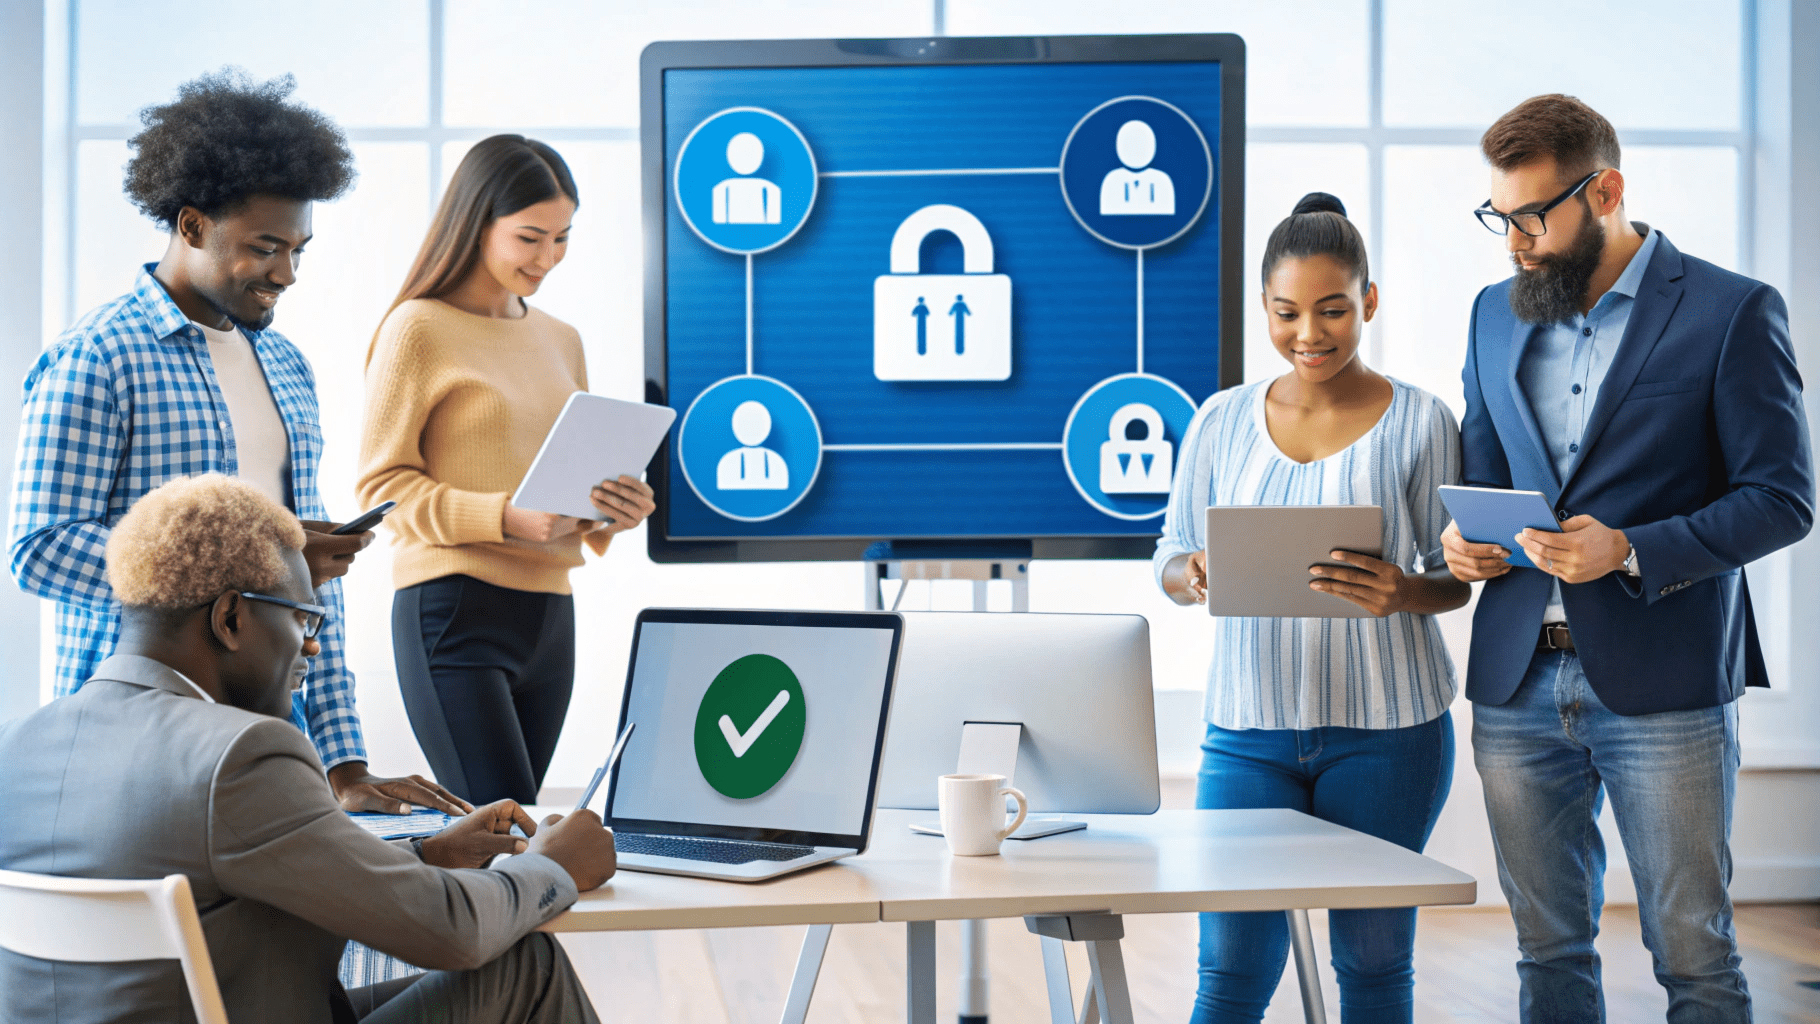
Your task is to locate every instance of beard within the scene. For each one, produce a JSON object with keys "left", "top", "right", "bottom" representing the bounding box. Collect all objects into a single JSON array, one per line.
[
  {"left": 200, "top": 287, "right": 276, "bottom": 333},
  {"left": 1508, "top": 206, "right": 1605, "bottom": 325}
]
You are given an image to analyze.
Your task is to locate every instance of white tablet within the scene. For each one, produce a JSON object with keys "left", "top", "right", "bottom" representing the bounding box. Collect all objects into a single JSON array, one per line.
[
  {"left": 1203, "top": 505, "right": 1385, "bottom": 618},
  {"left": 512, "top": 393, "right": 677, "bottom": 521}
]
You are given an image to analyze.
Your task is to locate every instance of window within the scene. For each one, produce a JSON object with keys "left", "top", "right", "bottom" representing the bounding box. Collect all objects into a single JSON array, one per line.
[{"left": 1382, "top": 0, "right": 1741, "bottom": 131}]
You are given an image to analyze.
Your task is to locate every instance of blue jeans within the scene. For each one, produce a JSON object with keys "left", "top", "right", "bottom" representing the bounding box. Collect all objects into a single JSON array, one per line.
[
  {"left": 1473, "top": 650, "right": 1748, "bottom": 1023},
  {"left": 1193, "top": 712, "right": 1454, "bottom": 1024}
]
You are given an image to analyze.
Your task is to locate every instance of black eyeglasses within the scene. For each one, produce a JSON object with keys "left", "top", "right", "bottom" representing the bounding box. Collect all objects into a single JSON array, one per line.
[
  {"left": 236, "top": 592, "right": 330, "bottom": 638},
  {"left": 1474, "top": 170, "right": 1603, "bottom": 237}
]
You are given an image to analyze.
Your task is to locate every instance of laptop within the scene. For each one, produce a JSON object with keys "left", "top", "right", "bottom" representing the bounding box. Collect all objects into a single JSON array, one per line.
[{"left": 602, "top": 608, "right": 904, "bottom": 882}]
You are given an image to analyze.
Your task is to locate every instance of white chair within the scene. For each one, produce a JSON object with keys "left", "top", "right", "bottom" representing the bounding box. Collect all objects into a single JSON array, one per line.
[{"left": 0, "top": 868, "right": 229, "bottom": 1024}]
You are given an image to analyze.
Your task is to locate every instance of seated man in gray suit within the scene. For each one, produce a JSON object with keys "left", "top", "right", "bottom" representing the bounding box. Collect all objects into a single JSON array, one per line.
[{"left": 0, "top": 473, "right": 617, "bottom": 1023}]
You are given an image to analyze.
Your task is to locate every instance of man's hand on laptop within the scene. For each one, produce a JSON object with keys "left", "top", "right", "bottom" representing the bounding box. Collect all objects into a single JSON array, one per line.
[
  {"left": 328, "top": 762, "right": 473, "bottom": 815},
  {"left": 527, "top": 810, "right": 618, "bottom": 891},
  {"left": 421, "top": 800, "right": 536, "bottom": 869}
]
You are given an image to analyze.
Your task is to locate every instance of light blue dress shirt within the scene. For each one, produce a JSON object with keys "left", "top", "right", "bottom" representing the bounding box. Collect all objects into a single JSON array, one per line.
[{"left": 1517, "top": 228, "right": 1660, "bottom": 620}]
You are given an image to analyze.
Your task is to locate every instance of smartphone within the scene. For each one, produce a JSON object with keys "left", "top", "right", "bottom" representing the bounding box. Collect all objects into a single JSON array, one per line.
[{"left": 330, "top": 501, "right": 396, "bottom": 535}]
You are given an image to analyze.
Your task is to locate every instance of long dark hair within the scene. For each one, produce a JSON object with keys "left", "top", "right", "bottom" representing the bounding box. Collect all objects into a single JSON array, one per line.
[
  {"left": 380, "top": 134, "right": 579, "bottom": 335},
  {"left": 1260, "top": 192, "right": 1370, "bottom": 289}
]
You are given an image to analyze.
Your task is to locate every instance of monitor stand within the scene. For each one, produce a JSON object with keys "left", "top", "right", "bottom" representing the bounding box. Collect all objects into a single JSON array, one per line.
[
  {"left": 858, "top": 549, "right": 1041, "bottom": 1024},
  {"left": 908, "top": 721, "right": 1087, "bottom": 840}
]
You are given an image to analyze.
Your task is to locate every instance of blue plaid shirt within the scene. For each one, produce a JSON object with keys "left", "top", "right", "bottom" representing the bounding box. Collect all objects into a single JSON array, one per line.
[{"left": 8, "top": 265, "right": 365, "bottom": 769}]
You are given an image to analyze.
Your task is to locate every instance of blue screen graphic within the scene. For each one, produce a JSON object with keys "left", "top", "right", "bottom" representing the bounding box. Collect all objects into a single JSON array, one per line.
[{"left": 662, "top": 61, "right": 1224, "bottom": 540}]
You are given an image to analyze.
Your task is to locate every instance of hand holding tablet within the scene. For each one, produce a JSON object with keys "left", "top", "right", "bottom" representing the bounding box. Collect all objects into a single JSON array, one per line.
[
  {"left": 1307, "top": 548, "right": 1416, "bottom": 617},
  {"left": 1203, "top": 506, "right": 1384, "bottom": 618},
  {"left": 1436, "top": 486, "right": 1560, "bottom": 571},
  {"left": 513, "top": 393, "right": 677, "bottom": 522}
]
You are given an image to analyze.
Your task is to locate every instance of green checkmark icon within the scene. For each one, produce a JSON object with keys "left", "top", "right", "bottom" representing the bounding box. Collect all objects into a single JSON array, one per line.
[{"left": 693, "top": 654, "right": 807, "bottom": 799}]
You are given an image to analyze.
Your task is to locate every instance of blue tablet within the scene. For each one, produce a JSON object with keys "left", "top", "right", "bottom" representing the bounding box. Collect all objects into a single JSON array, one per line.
[{"left": 1437, "top": 485, "right": 1561, "bottom": 570}]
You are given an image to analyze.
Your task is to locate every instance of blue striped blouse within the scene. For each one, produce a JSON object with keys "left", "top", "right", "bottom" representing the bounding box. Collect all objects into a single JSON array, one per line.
[{"left": 1153, "top": 377, "right": 1462, "bottom": 731}]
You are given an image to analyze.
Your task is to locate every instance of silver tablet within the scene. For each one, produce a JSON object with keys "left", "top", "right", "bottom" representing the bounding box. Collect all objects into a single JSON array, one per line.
[
  {"left": 512, "top": 393, "right": 677, "bottom": 521},
  {"left": 1204, "top": 505, "right": 1385, "bottom": 618}
]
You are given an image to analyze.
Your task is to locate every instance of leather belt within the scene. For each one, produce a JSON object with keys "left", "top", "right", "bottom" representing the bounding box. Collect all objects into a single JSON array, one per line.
[{"left": 1538, "top": 623, "right": 1575, "bottom": 651}]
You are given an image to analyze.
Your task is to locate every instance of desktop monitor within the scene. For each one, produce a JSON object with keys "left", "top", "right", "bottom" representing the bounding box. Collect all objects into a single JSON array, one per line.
[
  {"left": 641, "top": 34, "right": 1246, "bottom": 563},
  {"left": 875, "top": 611, "right": 1160, "bottom": 815}
]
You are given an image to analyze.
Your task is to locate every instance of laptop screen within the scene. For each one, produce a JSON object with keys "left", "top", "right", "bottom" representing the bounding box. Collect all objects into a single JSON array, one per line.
[{"left": 605, "top": 608, "right": 902, "bottom": 848}]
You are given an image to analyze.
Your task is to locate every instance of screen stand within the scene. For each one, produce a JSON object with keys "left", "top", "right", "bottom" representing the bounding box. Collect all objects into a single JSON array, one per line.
[
  {"left": 909, "top": 722, "right": 1089, "bottom": 841},
  {"left": 858, "top": 547, "right": 1041, "bottom": 1024},
  {"left": 864, "top": 554, "right": 1029, "bottom": 613}
]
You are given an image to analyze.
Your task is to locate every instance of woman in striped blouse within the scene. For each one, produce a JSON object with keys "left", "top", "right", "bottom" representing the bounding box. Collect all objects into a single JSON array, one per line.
[{"left": 1155, "top": 192, "right": 1468, "bottom": 1024}]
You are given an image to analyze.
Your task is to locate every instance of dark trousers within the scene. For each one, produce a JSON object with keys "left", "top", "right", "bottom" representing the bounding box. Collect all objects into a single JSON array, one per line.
[{"left": 393, "top": 575, "right": 575, "bottom": 805}]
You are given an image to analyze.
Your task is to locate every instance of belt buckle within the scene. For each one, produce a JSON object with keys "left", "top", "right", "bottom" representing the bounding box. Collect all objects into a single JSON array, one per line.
[{"left": 1540, "top": 623, "right": 1569, "bottom": 651}]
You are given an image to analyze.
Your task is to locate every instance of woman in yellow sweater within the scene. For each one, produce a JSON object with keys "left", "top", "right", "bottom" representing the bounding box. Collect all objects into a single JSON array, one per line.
[{"left": 358, "top": 135, "right": 655, "bottom": 805}]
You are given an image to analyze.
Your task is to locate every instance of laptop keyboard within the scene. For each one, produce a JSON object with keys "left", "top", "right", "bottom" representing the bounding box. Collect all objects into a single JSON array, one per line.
[{"left": 616, "top": 833, "right": 816, "bottom": 865}]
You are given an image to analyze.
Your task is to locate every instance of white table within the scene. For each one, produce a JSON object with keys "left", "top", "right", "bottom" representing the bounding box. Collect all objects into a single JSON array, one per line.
[{"left": 536, "top": 808, "right": 1476, "bottom": 1023}]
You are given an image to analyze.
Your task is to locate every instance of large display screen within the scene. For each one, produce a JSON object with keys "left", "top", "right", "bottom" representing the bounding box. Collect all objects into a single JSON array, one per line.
[{"left": 642, "top": 36, "right": 1245, "bottom": 561}]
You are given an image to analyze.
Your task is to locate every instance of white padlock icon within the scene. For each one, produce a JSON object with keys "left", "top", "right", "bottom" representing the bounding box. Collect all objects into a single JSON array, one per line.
[
  {"left": 1099, "top": 403, "right": 1174, "bottom": 494},
  {"left": 872, "top": 204, "right": 1012, "bottom": 382}
]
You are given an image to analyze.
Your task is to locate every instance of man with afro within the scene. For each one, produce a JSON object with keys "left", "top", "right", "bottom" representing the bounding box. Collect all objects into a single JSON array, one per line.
[
  {"left": 0, "top": 474, "right": 615, "bottom": 1023},
  {"left": 7, "top": 70, "right": 459, "bottom": 815}
]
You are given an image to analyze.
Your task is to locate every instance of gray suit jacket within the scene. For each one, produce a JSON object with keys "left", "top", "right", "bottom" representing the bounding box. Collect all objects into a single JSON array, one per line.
[{"left": 0, "top": 654, "right": 579, "bottom": 1024}]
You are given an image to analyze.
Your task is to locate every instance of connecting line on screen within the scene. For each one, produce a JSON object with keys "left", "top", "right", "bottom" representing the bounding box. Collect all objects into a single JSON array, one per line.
[
  {"left": 822, "top": 442, "right": 1064, "bottom": 452},
  {"left": 1128, "top": 250, "right": 1142, "bottom": 374},
  {"left": 818, "top": 167, "right": 1061, "bottom": 178},
  {"left": 745, "top": 254, "right": 755, "bottom": 375}
]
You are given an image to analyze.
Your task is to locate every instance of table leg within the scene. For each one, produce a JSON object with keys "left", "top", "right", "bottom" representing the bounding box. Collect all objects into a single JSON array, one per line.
[
  {"left": 907, "top": 920, "right": 937, "bottom": 1024},
  {"left": 1083, "top": 938, "right": 1133, "bottom": 1024},
  {"left": 779, "top": 923, "right": 833, "bottom": 1024},
  {"left": 1287, "top": 909, "right": 1329, "bottom": 1024},
  {"left": 959, "top": 917, "right": 989, "bottom": 1023},
  {"left": 1037, "top": 936, "right": 1074, "bottom": 1024},
  {"left": 1024, "top": 913, "right": 1131, "bottom": 1024}
]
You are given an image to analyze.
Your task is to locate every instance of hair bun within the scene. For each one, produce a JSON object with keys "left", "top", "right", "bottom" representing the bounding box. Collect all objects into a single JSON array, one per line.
[{"left": 1292, "top": 192, "right": 1347, "bottom": 217}]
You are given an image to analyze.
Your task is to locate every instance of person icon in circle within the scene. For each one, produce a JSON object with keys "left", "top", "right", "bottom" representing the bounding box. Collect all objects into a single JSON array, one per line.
[
  {"left": 711, "top": 132, "right": 782, "bottom": 225},
  {"left": 716, "top": 399, "right": 789, "bottom": 491},
  {"left": 1099, "top": 120, "right": 1175, "bottom": 216}
]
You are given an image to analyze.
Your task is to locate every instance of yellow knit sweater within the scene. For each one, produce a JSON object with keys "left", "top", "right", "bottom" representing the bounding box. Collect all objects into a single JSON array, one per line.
[{"left": 357, "top": 298, "right": 609, "bottom": 594}]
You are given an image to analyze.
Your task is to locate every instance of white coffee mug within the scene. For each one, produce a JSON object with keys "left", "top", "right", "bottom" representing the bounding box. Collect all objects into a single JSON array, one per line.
[{"left": 938, "top": 773, "right": 1029, "bottom": 856}]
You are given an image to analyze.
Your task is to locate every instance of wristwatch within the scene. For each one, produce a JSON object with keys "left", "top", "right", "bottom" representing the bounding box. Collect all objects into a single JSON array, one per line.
[{"left": 1622, "top": 543, "right": 1641, "bottom": 578}]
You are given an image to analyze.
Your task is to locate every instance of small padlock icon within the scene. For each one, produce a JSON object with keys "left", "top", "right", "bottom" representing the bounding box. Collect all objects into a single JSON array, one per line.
[
  {"left": 873, "top": 204, "right": 1013, "bottom": 381},
  {"left": 1099, "top": 403, "right": 1174, "bottom": 494}
]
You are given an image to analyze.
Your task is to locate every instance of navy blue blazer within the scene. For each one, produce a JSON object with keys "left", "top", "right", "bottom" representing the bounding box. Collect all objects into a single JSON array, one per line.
[{"left": 1460, "top": 229, "right": 1814, "bottom": 715}]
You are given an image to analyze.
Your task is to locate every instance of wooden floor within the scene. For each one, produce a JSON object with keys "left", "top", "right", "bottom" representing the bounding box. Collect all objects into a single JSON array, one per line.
[{"left": 555, "top": 903, "right": 1820, "bottom": 1023}]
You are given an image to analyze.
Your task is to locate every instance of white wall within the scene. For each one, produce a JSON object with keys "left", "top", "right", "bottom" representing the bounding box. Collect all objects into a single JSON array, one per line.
[{"left": 0, "top": 2, "right": 45, "bottom": 722}]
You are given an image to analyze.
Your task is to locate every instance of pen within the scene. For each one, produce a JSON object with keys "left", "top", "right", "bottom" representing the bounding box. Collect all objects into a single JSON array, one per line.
[{"left": 574, "top": 722, "right": 635, "bottom": 814}]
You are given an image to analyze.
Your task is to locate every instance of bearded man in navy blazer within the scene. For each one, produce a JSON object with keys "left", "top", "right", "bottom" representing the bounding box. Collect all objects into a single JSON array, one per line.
[{"left": 1441, "top": 94, "right": 1813, "bottom": 1023}]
